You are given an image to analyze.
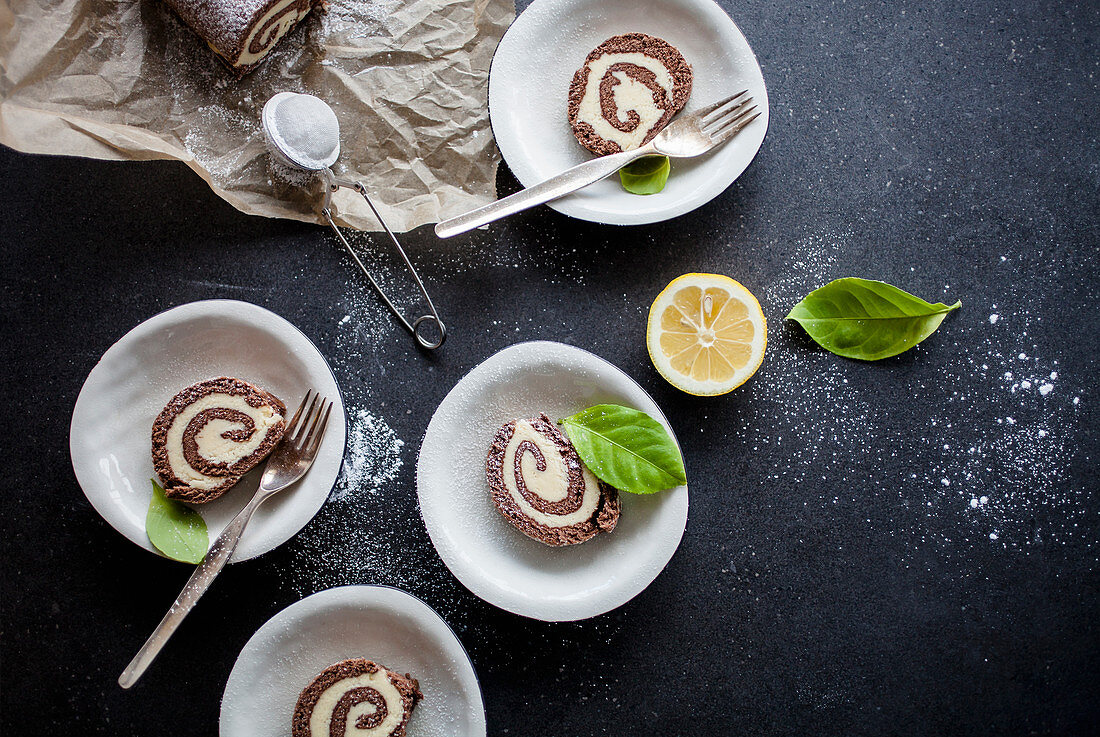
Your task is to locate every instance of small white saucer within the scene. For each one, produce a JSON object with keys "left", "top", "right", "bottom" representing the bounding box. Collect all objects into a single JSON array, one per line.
[
  {"left": 417, "top": 341, "right": 689, "bottom": 621},
  {"left": 69, "top": 300, "right": 346, "bottom": 563},
  {"left": 219, "top": 585, "right": 485, "bottom": 737},
  {"left": 488, "top": 0, "right": 769, "bottom": 226}
]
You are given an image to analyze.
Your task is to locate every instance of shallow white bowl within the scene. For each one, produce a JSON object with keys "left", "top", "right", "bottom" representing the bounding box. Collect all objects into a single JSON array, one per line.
[
  {"left": 69, "top": 300, "right": 346, "bottom": 563},
  {"left": 417, "top": 341, "right": 689, "bottom": 621},
  {"left": 220, "top": 585, "right": 485, "bottom": 737},
  {"left": 488, "top": 0, "right": 769, "bottom": 225}
]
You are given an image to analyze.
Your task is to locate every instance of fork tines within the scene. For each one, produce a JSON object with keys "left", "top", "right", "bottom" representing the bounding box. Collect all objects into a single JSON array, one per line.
[
  {"left": 284, "top": 391, "right": 332, "bottom": 455},
  {"left": 695, "top": 89, "right": 750, "bottom": 119},
  {"left": 701, "top": 91, "right": 759, "bottom": 140}
]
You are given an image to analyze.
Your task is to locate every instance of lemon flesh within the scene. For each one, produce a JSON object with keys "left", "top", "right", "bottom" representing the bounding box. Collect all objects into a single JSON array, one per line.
[{"left": 646, "top": 273, "right": 767, "bottom": 396}]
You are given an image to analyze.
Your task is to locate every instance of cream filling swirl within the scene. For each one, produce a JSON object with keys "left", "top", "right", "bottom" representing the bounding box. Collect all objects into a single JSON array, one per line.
[
  {"left": 236, "top": 0, "right": 313, "bottom": 66},
  {"left": 502, "top": 420, "right": 602, "bottom": 528},
  {"left": 308, "top": 669, "right": 405, "bottom": 737},
  {"left": 576, "top": 51, "right": 675, "bottom": 151},
  {"left": 165, "top": 393, "right": 282, "bottom": 490}
]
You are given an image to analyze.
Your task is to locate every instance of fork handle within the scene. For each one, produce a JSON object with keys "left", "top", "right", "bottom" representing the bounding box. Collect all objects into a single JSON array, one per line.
[
  {"left": 118, "top": 496, "right": 261, "bottom": 689},
  {"left": 435, "top": 145, "right": 653, "bottom": 238}
]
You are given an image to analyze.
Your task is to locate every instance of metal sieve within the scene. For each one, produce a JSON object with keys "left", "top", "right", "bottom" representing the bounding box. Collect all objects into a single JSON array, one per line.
[{"left": 262, "top": 92, "right": 446, "bottom": 350}]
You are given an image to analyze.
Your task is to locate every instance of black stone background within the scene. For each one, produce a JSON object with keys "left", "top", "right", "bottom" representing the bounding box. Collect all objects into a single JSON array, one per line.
[{"left": 2, "top": 0, "right": 1098, "bottom": 734}]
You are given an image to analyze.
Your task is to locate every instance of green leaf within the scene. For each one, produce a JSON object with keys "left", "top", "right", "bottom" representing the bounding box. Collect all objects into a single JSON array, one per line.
[
  {"left": 146, "top": 479, "right": 208, "bottom": 564},
  {"left": 619, "top": 156, "right": 670, "bottom": 195},
  {"left": 786, "top": 277, "right": 961, "bottom": 360},
  {"left": 559, "top": 404, "right": 686, "bottom": 494}
]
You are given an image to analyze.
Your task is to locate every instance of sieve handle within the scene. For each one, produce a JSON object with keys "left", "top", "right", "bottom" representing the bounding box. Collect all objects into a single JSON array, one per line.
[{"left": 322, "top": 178, "right": 446, "bottom": 350}]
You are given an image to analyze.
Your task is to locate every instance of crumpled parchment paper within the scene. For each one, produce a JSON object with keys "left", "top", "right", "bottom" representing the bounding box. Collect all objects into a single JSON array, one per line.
[{"left": 0, "top": 0, "right": 514, "bottom": 232}]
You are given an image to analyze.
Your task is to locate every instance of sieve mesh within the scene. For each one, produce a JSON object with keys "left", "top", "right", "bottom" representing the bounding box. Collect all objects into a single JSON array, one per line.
[{"left": 265, "top": 93, "right": 340, "bottom": 170}]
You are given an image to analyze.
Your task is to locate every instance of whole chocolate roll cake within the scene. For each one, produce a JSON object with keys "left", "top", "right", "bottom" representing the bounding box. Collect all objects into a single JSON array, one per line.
[
  {"left": 163, "top": 0, "right": 326, "bottom": 76},
  {"left": 486, "top": 413, "right": 621, "bottom": 546},
  {"left": 568, "top": 33, "right": 693, "bottom": 156},
  {"left": 292, "top": 659, "right": 423, "bottom": 737},
  {"left": 151, "top": 377, "right": 286, "bottom": 503}
]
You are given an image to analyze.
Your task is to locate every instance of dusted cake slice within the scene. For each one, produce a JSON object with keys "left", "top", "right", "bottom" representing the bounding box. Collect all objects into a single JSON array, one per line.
[
  {"left": 151, "top": 377, "right": 286, "bottom": 503},
  {"left": 568, "top": 33, "right": 693, "bottom": 156},
  {"left": 163, "top": 0, "right": 325, "bottom": 76},
  {"left": 486, "top": 413, "right": 620, "bottom": 546},
  {"left": 293, "top": 659, "right": 423, "bottom": 737}
]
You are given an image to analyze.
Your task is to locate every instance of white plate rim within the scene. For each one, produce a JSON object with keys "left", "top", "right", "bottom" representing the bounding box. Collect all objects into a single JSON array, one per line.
[
  {"left": 487, "top": 0, "right": 770, "bottom": 226},
  {"left": 69, "top": 299, "right": 347, "bottom": 563},
  {"left": 219, "top": 584, "right": 486, "bottom": 737},
  {"left": 416, "top": 340, "right": 689, "bottom": 621}
]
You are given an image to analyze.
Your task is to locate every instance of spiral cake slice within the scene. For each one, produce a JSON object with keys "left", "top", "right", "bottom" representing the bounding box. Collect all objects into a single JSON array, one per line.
[
  {"left": 486, "top": 413, "right": 621, "bottom": 546},
  {"left": 293, "top": 659, "right": 423, "bottom": 737},
  {"left": 568, "top": 33, "right": 693, "bottom": 156},
  {"left": 163, "top": 0, "right": 325, "bottom": 76},
  {"left": 151, "top": 377, "right": 286, "bottom": 503}
]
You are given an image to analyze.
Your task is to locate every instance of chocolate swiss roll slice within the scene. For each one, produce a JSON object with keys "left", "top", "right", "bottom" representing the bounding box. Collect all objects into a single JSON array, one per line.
[
  {"left": 486, "top": 413, "right": 621, "bottom": 546},
  {"left": 151, "top": 377, "right": 286, "bottom": 503},
  {"left": 292, "top": 659, "right": 423, "bottom": 737},
  {"left": 163, "top": 0, "right": 325, "bottom": 76},
  {"left": 568, "top": 33, "right": 693, "bottom": 156}
]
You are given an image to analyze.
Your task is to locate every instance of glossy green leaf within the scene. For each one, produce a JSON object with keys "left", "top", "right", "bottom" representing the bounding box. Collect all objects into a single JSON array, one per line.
[
  {"left": 786, "top": 277, "right": 961, "bottom": 360},
  {"left": 619, "top": 156, "right": 671, "bottom": 195},
  {"left": 146, "top": 479, "right": 208, "bottom": 564},
  {"left": 559, "top": 404, "right": 686, "bottom": 494}
]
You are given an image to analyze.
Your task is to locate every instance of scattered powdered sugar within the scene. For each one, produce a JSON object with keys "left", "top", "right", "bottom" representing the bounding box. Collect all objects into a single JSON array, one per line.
[
  {"left": 279, "top": 442, "right": 472, "bottom": 625},
  {"left": 266, "top": 153, "right": 317, "bottom": 187},
  {"left": 182, "top": 104, "right": 261, "bottom": 183},
  {"left": 329, "top": 407, "right": 405, "bottom": 503},
  {"left": 757, "top": 229, "right": 881, "bottom": 486},
  {"left": 282, "top": 222, "right": 1092, "bottom": 606},
  {"left": 306, "top": 220, "right": 602, "bottom": 361},
  {"left": 162, "top": 0, "right": 395, "bottom": 187},
  {"left": 940, "top": 327, "right": 1086, "bottom": 550},
  {"left": 320, "top": 0, "right": 397, "bottom": 38},
  {"left": 277, "top": 387, "right": 463, "bottom": 609},
  {"left": 277, "top": 259, "right": 480, "bottom": 615},
  {"left": 276, "top": 229, "right": 430, "bottom": 597},
  {"left": 756, "top": 228, "right": 1090, "bottom": 558},
  {"left": 431, "top": 230, "right": 595, "bottom": 287}
]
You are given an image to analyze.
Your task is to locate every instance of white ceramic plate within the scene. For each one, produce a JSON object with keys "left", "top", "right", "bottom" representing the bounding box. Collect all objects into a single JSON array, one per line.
[
  {"left": 69, "top": 300, "right": 346, "bottom": 563},
  {"left": 488, "top": 0, "right": 769, "bottom": 226},
  {"left": 417, "top": 341, "right": 689, "bottom": 621},
  {"left": 220, "top": 585, "right": 485, "bottom": 737}
]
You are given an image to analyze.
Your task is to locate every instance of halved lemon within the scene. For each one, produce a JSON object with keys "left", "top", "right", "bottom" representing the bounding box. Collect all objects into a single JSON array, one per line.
[{"left": 646, "top": 273, "right": 767, "bottom": 396}]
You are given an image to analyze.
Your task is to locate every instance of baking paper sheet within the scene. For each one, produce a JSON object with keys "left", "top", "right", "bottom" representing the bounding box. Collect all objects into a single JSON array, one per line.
[{"left": 0, "top": 0, "right": 514, "bottom": 232}]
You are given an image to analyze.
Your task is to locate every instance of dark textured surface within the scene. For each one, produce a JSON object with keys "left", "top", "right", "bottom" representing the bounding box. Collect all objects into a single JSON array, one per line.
[{"left": 2, "top": 0, "right": 1099, "bottom": 735}]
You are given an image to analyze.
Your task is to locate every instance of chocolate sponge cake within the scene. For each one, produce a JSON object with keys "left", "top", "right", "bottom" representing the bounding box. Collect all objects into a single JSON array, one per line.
[
  {"left": 292, "top": 659, "right": 423, "bottom": 737},
  {"left": 163, "top": 0, "right": 326, "bottom": 76},
  {"left": 151, "top": 377, "right": 286, "bottom": 503},
  {"left": 486, "top": 413, "right": 620, "bottom": 546},
  {"left": 568, "top": 33, "right": 693, "bottom": 156}
]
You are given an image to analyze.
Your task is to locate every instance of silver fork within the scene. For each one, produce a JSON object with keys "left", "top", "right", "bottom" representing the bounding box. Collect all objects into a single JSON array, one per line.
[
  {"left": 118, "top": 391, "right": 333, "bottom": 689},
  {"left": 435, "top": 90, "right": 760, "bottom": 238}
]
